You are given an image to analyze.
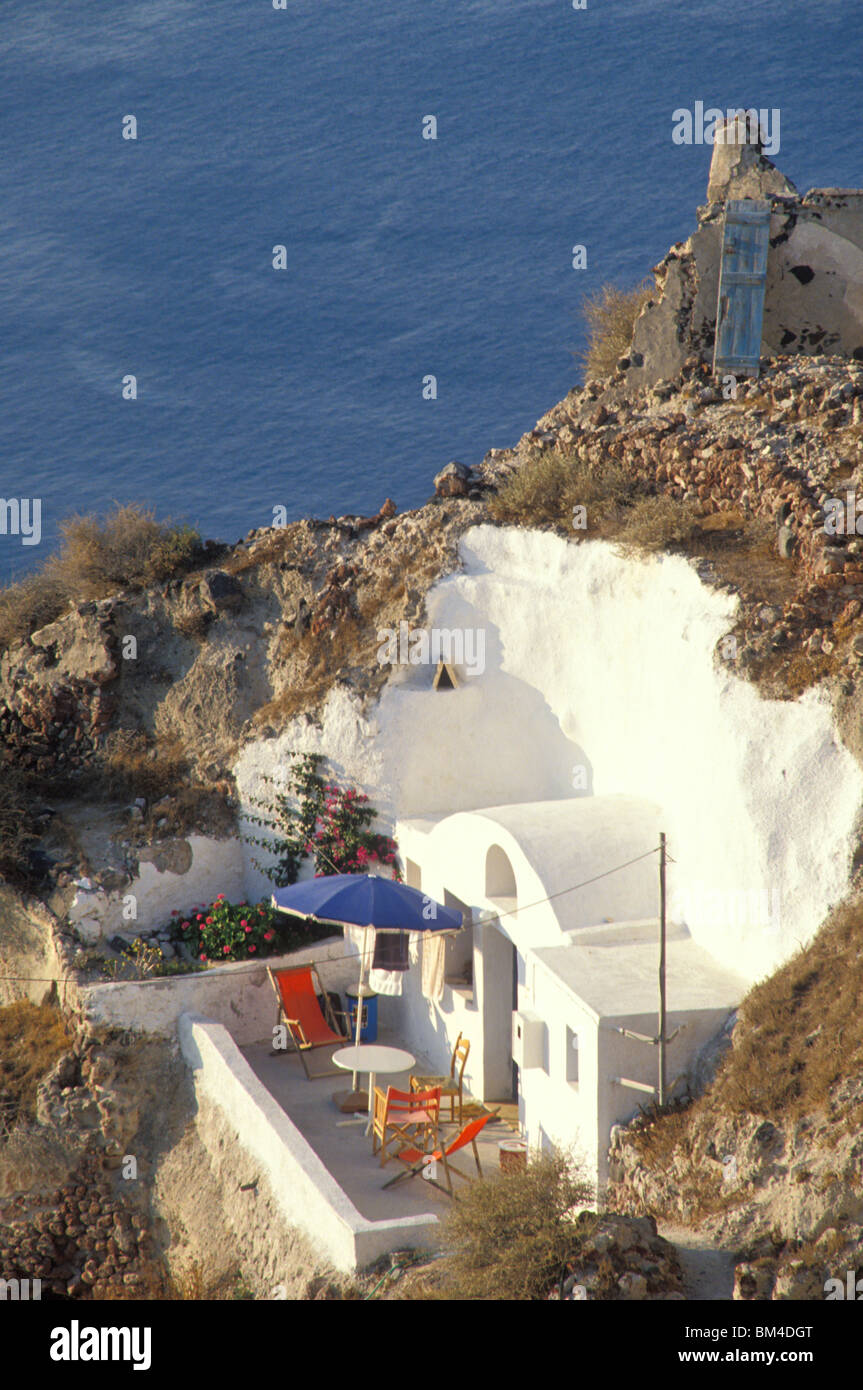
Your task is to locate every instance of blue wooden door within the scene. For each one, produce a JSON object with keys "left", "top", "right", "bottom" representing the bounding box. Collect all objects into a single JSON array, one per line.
[{"left": 713, "top": 199, "right": 771, "bottom": 377}]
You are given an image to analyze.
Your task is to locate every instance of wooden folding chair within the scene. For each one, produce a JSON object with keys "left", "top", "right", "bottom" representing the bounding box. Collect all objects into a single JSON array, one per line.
[
  {"left": 267, "top": 964, "right": 347, "bottom": 1079},
  {"left": 410, "top": 1032, "right": 470, "bottom": 1124},
  {"left": 381, "top": 1112, "right": 492, "bottom": 1193},
  {"left": 371, "top": 1086, "right": 440, "bottom": 1167}
]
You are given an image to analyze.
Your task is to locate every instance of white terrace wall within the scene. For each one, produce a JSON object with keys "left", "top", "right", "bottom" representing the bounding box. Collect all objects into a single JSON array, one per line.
[
  {"left": 78, "top": 936, "right": 356, "bottom": 1043},
  {"left": 179, "top": 1014, "right": 437, "bottom": 1271},
  {"left": 234, "top": 527, "right": 863, "bottom": 987}
]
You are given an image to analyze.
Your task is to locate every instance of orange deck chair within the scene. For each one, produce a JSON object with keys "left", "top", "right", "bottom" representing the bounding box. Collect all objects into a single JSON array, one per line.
[
  {"left": 381, "top": 1112, "right": 492, "bottom": 1193},
  {"left": 267, "top": 964, "right": 347, "bottom": 1080},
  {"left": 371, "top": 1086, "right": 441, "bottom": 1167}
]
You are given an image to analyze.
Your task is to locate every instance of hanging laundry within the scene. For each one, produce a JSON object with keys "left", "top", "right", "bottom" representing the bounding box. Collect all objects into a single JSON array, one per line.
[
  {"left": 422, "top": 934, "right": 446, "bottom": 1002},
  {"left": 372, "top": 930, "right": 409, "bottom": 972}
]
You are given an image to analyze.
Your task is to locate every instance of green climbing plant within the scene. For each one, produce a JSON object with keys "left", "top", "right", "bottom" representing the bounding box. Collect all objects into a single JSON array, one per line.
[{"left": 243, "top": 752, "right": 400, "bottom": 887}]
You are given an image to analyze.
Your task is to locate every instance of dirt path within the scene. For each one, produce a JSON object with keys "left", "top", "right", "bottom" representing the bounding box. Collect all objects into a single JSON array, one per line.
[{"left": 659, "top": 1223, "right": 736, "bottom": 1301}]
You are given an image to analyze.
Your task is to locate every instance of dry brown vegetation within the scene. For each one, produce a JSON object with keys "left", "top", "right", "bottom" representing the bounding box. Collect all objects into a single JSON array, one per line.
[
  {"left": 0, "top": 769, "right": 39, "bottom": 887},
  {"left": 489, "top": 444, "right": 710, "bottom": 558},
  {"left": 93, "top": 729, "right": 189, "bottom": 803},
  {"left": 627, "top": 896, "right": 863, "bottom": 1208},
  {"left": 579, "top": 280, "right": 654, "bottom": 381},
  {"left": 102, "top": 1260, "right": 257, "bottom": 1301},
  {"left": 614, "top": 493, "right": 704, "bottom": 553},
  {"left": 715, "top": 899, "right": 863, "bottom": 1122},
  {"left": 434, "top": 1149, "right": 595, "bottom": 1300},
  {"left": 0, "top": 1001, "right": 72, "bottom": 1127},
  {"left": 489, "top": 444, "right": 633, "bottom": 533},
  {"left": 0, "top": 505, "right": 204, "bottom": 651},
  {"left": 686, "top": 514, "right": 793, "bottom": 605},
  {"left": 172, "top": 608, "right": 213, "bottom": 641}
]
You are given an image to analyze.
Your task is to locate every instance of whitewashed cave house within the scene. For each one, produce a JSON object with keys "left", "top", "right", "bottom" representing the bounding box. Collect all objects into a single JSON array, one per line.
[
  {"left": 389, "top": 796, "right": 745, "bottom": 1188},
  {"left": 238, "top": 528, "right": 863, "bottom": 1191}
]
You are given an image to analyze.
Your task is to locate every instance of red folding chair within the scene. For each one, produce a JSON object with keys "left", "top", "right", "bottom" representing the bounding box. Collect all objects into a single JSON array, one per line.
[
  {"left": 267, "top": 965, "right": 347, "bottom": 1079},
  {"left": 381, "top": 1112, "right": 492, "bottom": 1193},
  {"left": 372, "top": 1086, "right": 441, "bottom": 1167}
]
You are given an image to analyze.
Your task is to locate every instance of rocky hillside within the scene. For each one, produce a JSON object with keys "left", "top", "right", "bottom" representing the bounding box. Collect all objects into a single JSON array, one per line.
[
  {"left": 607, "top": 894, "right": 863, "bottom": 1300},
  {"left": 4, "top": 351, "right": 863, "bottom": 809}
]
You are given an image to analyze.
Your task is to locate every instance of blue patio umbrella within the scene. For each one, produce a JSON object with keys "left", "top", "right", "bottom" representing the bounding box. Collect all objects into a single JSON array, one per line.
[{"left": 272, "top": 873, "right": 463, "bottom": 1086}]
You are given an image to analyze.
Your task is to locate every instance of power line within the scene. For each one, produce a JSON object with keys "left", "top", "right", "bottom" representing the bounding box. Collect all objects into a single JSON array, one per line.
[
  {"left": 0, "top": 843, "right": 664, "bottom": 985},
  {"left": 471, "top": 844, "right": 662, "bottom": 932}
]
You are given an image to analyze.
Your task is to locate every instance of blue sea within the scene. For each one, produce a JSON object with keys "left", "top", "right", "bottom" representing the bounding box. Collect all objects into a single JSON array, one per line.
[{"left": 0, "top": 0, "right": 857, "bottom": 579}]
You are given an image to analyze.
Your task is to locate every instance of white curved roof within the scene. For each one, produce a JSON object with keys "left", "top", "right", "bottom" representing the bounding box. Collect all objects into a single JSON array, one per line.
[{"left": 398, "top": 794, "right": 662, "bottom": 938}]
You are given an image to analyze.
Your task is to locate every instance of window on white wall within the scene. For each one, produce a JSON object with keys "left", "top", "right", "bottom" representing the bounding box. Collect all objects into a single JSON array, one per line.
[
  {"left": 405, "top": 858, "right": 421, "bottom": 890},
  {"left": 485, "top": 845, "right": 516, "bottom": 901},
  {"left": 566, "top": 1027, "right": 579, "bottom": 1085},
  {"left": 444, "top": 892, "right": 474, "bottom": 1000}
]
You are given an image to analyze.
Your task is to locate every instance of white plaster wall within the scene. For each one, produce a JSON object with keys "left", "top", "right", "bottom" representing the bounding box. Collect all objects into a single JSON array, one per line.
[
  {"left": 235, "top": 527, "right": 863, "bottom": 985},
  {"left": 68, "top": 834, "right": 246, "bottom": 941},
  {"left": 593, "top": 1007, "right": 731, "bottom": 1186},
  {"left": 523, "top": 966, "right": 600, "bottom": 1178},
  {"left": 130, "top": 835, "right": 246, "bottom": 929},
  {"left": 405, "top": 801, "right": 661, "bottom": 945},
  {"left": 526, "top": 956, "right": 735, "bottom": 1186}
]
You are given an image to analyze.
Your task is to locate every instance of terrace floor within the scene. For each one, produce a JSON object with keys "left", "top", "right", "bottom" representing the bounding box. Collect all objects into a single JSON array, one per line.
[{"left": 240, "top": 1029, "right": 519, "bottom": 1227}]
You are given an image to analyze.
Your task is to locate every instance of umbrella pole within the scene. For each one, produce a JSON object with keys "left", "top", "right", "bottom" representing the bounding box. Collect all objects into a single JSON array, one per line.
[{"left": 351, "top": 924, "right": 369, "bottom": 1090}]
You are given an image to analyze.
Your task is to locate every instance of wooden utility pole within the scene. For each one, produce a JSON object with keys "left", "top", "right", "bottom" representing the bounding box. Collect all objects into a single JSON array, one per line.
[
  {"left": 658, "top": 831, "right": 667, "bottom": 1107},
  {"left": 615, "top": 834, "right": 683, "bottom": 1104}
]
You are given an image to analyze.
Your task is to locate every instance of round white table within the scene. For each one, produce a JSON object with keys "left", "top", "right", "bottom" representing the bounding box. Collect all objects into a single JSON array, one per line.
[{"left": 332, "top": 1044, "right": 415, "bottom": 1131}]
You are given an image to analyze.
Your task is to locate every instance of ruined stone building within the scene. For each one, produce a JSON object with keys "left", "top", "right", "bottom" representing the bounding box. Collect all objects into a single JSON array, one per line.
[{"left": 623, "top": 114, "right": 863, "bottom": 387}]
